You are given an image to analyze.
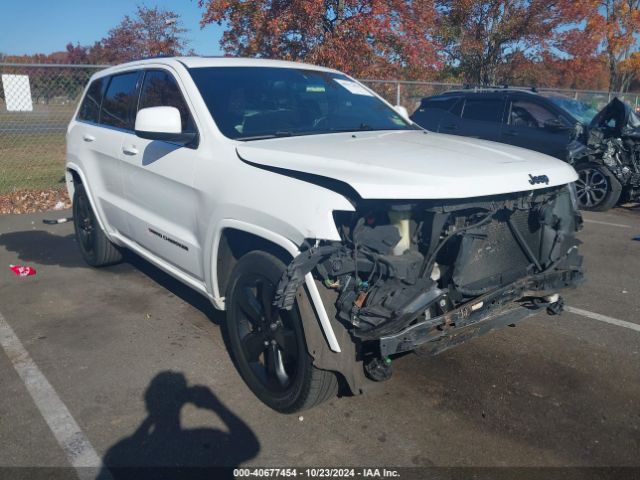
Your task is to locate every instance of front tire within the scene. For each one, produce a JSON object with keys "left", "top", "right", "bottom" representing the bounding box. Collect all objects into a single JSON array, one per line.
[
  {"left": 226, "top": 251, "right": 337, "bottom": 413},
  {"left": 73, "top": 183, "right": 122, "bottom": 267},
  {"left": 574, "top": 162, "right": 621, "bottom": 211}
]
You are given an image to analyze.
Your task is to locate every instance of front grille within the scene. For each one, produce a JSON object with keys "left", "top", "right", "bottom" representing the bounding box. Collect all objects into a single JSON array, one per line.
[{"left": 452, "top": 209, "right": 542, "bottom": 295}]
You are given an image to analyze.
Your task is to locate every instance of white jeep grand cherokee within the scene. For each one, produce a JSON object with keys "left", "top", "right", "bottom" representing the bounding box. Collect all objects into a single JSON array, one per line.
[{"left": 67, "top": 57, "right": 583, "bottom": 413}]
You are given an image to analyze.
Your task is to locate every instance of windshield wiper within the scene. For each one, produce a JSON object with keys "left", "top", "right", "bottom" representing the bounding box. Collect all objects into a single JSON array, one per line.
[
  {"left": 327, "top": 123, "right": 375, "bottom": 133},
  {"left": 236, "top": 131, "right": 294, "bottom": 141},
  {"left": 328, "top": 123, "right": 418, "bottom": 133}
]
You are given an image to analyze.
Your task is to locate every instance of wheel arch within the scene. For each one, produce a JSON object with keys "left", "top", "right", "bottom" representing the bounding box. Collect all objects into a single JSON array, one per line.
[
  {"left": 215, "top": 226, "right": 294, "bottom": 302},
  {"left": 65, "top": 163, "right": 108, "bottom": 232},
  {"left": 210, "top": 219, "right": 342, "bottom": 353}
]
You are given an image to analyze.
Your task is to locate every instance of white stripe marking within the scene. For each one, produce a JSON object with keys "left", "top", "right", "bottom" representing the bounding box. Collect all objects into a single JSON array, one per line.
[
  {"left": 583, "top": 219, "right": 631, "bottom": 229},
  {"left": 0, "top": 311, "right": 108, "bottom": 478},
  {"left": 566, "top": 306, "right": 640, "bottom": 333}
]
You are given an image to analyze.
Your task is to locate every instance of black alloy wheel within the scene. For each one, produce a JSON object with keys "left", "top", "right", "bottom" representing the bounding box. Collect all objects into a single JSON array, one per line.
[
  {"left": 226, "top": 251, "right": 337, "bottom": 413},
  {"left": 72, "top": 182, "right": 122, "bottom": 266},
  {"left": 574, "top": 163, "right": 622, "bottom": 212},
  {"left": 235, "top": 274, "right": 298, "bottom": 391}
]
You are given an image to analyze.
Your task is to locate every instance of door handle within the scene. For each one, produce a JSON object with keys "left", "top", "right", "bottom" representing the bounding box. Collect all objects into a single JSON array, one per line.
[
  {"left": 503, "top": 130, "right": 518, "bottom": 137},
  {"left": 83, "top": 134, "right": 95, "bottom": 142},
  {"left": 442, "top": 124, "right": 458, "bottom": 131},
  {"left": 122, "top": 145, "right": 139, "bottom": 156}
]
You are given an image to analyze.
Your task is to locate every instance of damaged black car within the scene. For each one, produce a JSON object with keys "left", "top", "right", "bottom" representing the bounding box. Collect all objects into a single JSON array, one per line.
[
  {"left": 411, "top": 88, "right": 640, "bottom": 211},
  {"left": 568, "top": 97, "right": 640, "bottom": 210}
]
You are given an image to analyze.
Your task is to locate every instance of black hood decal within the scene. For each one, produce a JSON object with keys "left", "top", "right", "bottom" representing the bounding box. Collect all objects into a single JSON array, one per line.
[{"left": 236, "top": 149, "right": 361, "bottom": 205}]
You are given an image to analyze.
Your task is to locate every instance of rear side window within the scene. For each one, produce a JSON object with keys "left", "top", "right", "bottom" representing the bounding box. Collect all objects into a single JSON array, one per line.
[
  {"left": 77, "top": 78, "right": 106, "bottom": 123},
  {"left": 419, "top": 97, "right": 460, "bottom": 113},
  {"left": 138, "top": 70, "right": 195, "bottom": 133},
  {"left": 462, "top": 98, "right": 504, "bottom": 123},
  {"left": 100, "top": 72, "right": 141, "bottom": 130}
]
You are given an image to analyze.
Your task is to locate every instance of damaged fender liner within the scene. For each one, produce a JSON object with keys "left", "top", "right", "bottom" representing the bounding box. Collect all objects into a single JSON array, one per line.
[{"left": 378, "top": 267, "right": 583, "bottom": 356}]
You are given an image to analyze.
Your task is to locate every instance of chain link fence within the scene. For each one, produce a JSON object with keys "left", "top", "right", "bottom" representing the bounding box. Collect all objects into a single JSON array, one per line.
[
  {"left": 0, "top": 63, "right": 107, "bottom": 194},
  {"left": 2, "top": 63, "right": 640, "bottom": 195}
]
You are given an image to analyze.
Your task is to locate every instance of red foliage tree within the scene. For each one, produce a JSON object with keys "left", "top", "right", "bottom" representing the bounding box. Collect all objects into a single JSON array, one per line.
[
  {"left": 99, "top": 5, "right": 190, "bottom": 63},
  {"left": 197, "top": 0, "right": 442, "bottom": 79},
  {"left": 435, "top": 0, "right": 578, "bottom": 85},
  {"left": 583, "top": 0, "right": 640, "bottom": 92}
]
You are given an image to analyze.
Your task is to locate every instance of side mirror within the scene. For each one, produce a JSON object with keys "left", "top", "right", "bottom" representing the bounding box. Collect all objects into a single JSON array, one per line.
[
  {"left": 135, "top": 106, "right": 196, "bottom": 143},
  {"left": 394, "top": 105, "right": 410, "bottom": 120}
]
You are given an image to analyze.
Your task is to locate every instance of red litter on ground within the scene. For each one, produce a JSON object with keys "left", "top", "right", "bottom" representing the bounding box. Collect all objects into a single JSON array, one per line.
[{"left": 9, "top": 265, "right": 37, "bottom": 277}]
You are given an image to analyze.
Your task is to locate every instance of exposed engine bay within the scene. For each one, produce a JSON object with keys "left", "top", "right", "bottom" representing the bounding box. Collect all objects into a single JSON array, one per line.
[
  {"left": 569, "top": 98, "right": 640, "bottom": 198},
  {"left": 274, "top": 185, "right": 584, "bottom": 373}
]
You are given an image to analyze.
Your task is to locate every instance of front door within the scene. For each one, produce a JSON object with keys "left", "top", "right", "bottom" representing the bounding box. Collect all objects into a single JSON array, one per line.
[
  {"left": 119, "top": 68, "right": 204, "bottom": 279},
  {"left": 501, "top": 95, "right": 574, "bottom": 159}
]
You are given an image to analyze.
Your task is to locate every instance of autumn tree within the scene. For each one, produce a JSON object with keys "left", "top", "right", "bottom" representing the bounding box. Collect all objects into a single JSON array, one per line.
[
  {"left": 99, "top": 5, "right": 189, "bottom": 63},
  {"left": 197, "top": 0, "right": 441, "bottom": 79},
  {"left": 579, "top": 0, "right": 640, "bottom": 91},
  {"left": 435, "top": 0, "right": 576, "bottom": 85}
]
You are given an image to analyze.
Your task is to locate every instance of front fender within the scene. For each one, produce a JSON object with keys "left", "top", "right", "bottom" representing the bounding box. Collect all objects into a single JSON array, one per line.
[{"left": 206, "top": 218, "right": 342, "bottom": 353}]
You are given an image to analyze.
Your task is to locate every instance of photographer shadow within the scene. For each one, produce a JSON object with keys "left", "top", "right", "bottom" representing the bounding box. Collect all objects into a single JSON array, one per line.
[{"left": 99, "top": 371, "right": 260, "bottom": 480}]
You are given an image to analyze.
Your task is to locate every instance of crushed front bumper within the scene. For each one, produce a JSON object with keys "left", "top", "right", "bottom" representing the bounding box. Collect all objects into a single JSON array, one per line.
[{"left": 379, "top": 267, "right": 583, "bottom": 357}]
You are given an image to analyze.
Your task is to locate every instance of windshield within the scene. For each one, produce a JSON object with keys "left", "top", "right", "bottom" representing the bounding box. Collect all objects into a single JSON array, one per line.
[
  {"left": 188, "top": 67, "right": 415, "bottom": 140},
  {"left": 548, "top": 96, "right": 599, "bottom": 124}
]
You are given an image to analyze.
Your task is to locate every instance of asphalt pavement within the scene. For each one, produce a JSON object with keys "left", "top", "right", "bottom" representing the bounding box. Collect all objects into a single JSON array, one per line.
[{"left": 0, "top": 206, "right": 638, "bottom": 478}]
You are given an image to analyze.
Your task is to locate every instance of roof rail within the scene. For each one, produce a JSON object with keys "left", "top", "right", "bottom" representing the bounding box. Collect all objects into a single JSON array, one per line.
[{"left": 441, "top": 83, "right": 538, "bottom": 95}]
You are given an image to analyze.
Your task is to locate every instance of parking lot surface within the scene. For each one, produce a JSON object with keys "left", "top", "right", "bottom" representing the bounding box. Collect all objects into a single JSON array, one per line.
[{"left": 0, "top": 206, "right": 639, "bottom": 474}]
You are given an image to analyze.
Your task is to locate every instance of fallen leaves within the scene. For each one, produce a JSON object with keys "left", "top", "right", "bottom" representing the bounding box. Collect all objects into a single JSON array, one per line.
[{"left": 0, "top": 188, "right": 70, "bottom": 215}]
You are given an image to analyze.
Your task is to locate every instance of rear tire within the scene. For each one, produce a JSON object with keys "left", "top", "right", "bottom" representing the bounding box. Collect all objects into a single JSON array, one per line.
[
  {"left": 225, "top": 251, "right": 337, "bottom": 413},
  {"left": 574, "top": 162, "right": 622, "bottom": 212},
  {"left": 73, "top": 183, "right": 122, "bottom": 267}
]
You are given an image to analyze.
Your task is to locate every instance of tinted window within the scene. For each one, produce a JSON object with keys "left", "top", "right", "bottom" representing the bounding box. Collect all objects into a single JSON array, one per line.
[
  {"left": 138, "top": 70, "right": 195, "bottom": 132},
  {"left": 189, "top": 67, "right": 416, "bottom": 140},
  {"left": 462, "top": 98, "right": 504, "bottom": 123},
  {"left": 509, "top": 99, "right": 568, "bottom": 129},
  {"left": 77, "top": 78, "right": 105, "bottom": 123},
  {"left": 420, "top": 97, "right": 460, "bottom": 112},
  {"left": 100, "top": 72, "right": 141, "bottom": 129}
]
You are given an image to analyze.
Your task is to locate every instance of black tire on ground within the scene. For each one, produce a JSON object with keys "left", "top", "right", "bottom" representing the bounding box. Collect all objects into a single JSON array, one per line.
[
  {"left": 72, "top": 182, "right": 123, "bottom": 267},
  {"left": 574, "top": 162, "right": 622, "bottom": 212},
  {"left": 225, "top": 251, "right": 338, "bottom": 413},
  {"left": 619, "top": 187, "right": 637, "bottom": 204}
]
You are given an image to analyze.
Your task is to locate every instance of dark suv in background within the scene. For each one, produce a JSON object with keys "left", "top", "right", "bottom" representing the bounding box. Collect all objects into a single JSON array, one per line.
[{"left": 411, "top": 87, "right": 639, "bottom": 211}]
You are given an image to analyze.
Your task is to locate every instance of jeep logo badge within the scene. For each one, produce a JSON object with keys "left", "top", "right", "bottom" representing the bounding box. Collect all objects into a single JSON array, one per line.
[{"left": 528, "top": 174, "right": 550, "bottom": 185}]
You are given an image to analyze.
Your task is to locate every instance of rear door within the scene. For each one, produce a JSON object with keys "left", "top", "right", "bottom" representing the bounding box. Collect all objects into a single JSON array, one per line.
[
  {"left": 501, "top": 94, "right": 574, "bottom": 159},
  {"left": 454, "top": 94, "right": 506, "bottom": 142},
  {"left": 70, "top": 73, "right": 135, "bottom": 236},
  {"left": 119, "top": 68, "right": 204, "bottom": 279}
]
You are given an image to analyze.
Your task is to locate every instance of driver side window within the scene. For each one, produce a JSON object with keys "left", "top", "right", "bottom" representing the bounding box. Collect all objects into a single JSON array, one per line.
[
  {"left": 509, "top": 100, "right": 566, "bottom": 129},
  {"left": 138, "top": 70, "right": 196, "bottom": 133}
]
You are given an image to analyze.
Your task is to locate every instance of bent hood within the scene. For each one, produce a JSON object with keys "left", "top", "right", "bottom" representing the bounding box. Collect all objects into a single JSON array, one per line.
[
  {"left": 236, "top": 130, "right": 577, "bottom": 200},
  {"left": 589, "top": 97, "right": 640, "bottom": 138}
]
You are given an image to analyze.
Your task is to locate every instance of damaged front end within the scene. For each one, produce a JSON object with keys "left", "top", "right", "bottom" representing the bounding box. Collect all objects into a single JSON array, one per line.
[
  {"left": 569, "top": 98, "right": 640, "bottom": 204},
  {"left": 274, "top": 186, "right": 583, "bottom": 378}
]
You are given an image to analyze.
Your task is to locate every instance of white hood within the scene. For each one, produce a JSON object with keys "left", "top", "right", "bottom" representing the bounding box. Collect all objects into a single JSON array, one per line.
[{"left": 236, "top": 130, "right": 578, "bottom": 200}]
